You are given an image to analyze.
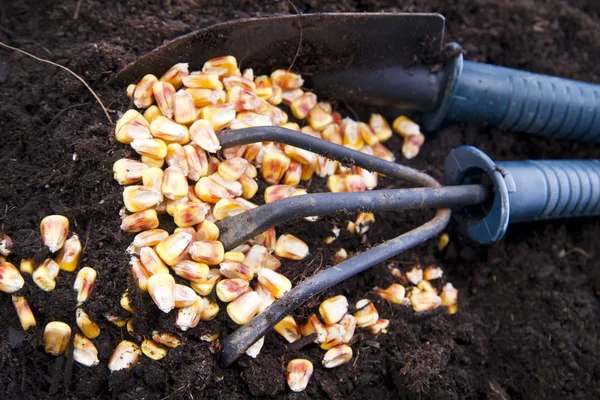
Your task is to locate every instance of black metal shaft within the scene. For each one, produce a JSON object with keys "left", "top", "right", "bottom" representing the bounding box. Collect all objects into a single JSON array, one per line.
[{"left": 217, "top": 184, "right": 489, "bottom": 250}]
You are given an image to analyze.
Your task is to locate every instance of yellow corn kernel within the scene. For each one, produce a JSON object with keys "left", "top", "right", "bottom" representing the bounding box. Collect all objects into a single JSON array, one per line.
[
  {"left": 253, "top": 227, "right": 277, "bottom": 253},
  {"left": 183, "top": 145, "right": 208, "bottom": 181},
  {"left": 118, "top": 290, "right": 134, "bottom": 313},
  {"left": 268, "top": 84, "right": 283, "bottom": 105},
  {"left": 423, "top": 267, "right": 443, "bottom": 281},
  {"left": 142, "top": 153, "right": 166, "bottom": 168},
  {"left": 43, "top": 321, "right": 72, "bottom": 356},
  {"left": 274, "top": 315, "right": 301, "bottom": 343},
  {"left": 115, "top": 109, "right": 152, "bottom": 144},
  {"left": 108, "top": 340, "right": 141, "bottom": 372},
  {"left": 208, "top": 173, "right": 241, "bottom": 197},
  {"left": 440, "top": 283, "right": 458, "bottom": 314},
  {"left": 254, "top": 75, "right": 273, "bottom": 99},
  {"left": 216, "top": 278, "right": 250, "bottom": 302},
  {"left": 165, "top": 143, "right": 188, "bottom": 174},
  {"left": 332, "top": 248, "right": 348, "bottom": 265},
  {"left": 32, "top": 259, "right": 59, "bottom": 292},
  {"left": 327, "top": 175, "right": 347, "bottom": 193},
  {"left": 174, "top": 283, "right": 197, "bottom": 308},
  {"left": 316, "top": 156, "right": 339, "bottom": 178},
  {"left": 147, "top": 273, "right": 176, "bottom": 313},
  {"left": 300, "top": 162, "right": 316, "bottom": 182},
  {"left": 196, "top": 300, "right": 217, "bottom": 322},
  {"left": 212, "top": 199, "right": 249, "bottom": 221},
  {"left": 133, "top": 74, "right": 158, "bottom": 108},
  {"left": 320, "top": 124, "right": 342, "bottom": 146},
  {"left": 340, "top": 314, "right": 356, "bottom": 343},
  {"left": 358, "top": 122, "right": 379, "bottom": 146},
  {"left": 152, "top": 81, "right": 175, "bottom": 119},
  {"left": 319, "top": 295, "right": 348, "bottom": 325},
  {"left": 189, "top": 240, "right": 224, "bottom": 265},
  {"left": 282, "top": 161, "right": 301, "bottom": 186},
  {"left": 402, "top": 133, "right": 425, "bottom": 160},
  {"left": 287, "top": 359, "right": 313, "bottom": 392},
  {"left": 300, "top": 314, "right": 327, "bottom": 343},
  {"left": 74, "top": 266, "right": 96, "bottom": 305},
  {"left": 159, "top": 62, "right": 189, "bottom": 89},
  {"left": 218, "top": 157, "right": 249, "bottom": 181},
  {"left": 354, "top": 299, "right": 379, "bottom": 327},
  {"left": 320, "top": 323, "right": 347, "bottom": 350},
  {"left": 290, "top": 92, "right": 317, "bottom": 120},
  {"left": 130, "top": 257, "right": 150, "bottom": 291},
  {"left": 283, "top": 145, "right": 317, "bottom": 165},
  {"left": 437, "top": 232, "right": 450, "bottom": 251},
  {"left": 245, "top": 336, "right": 265, "bottom": 358},
  {"left": 322, "top": 344, "right": 353, "bottom": 368},
  {"left": 201, "top": 104, "right": 236, "bottom": 131},
  {"left": 223, "top": 251, "right": 245, "bottom": 263},
  {"left": 243, "top": 245, "right": 268, "bottom": 273},
  {"left": 226, "top": 291, "right": 261, "bottom": 325},
  {"left": 392, "top": 115, "right": 420, "bottom": 137},
  {"left": 271, "top": 69, "right": 304, "bottom": 90},
  {"left": 160, "top": 166, "right": 187, "bottom": 201},
  {"left": 355, "top": 212, "right": 375, "bottom": 235},
  {"left": 183, "top": 72, "right": 223, "bottom": 90},
  {"left": 187, "top": 121, "right": 220, "bottom": 156},
  {"left": 357, "top": 167, "right": 378, "bottom": 190},
  {"left": 172, "top": 202, "right": 208, "bottom": 228},
  {"left": 341, "top": 118, "right": 363, "bottom": 149},
  {"left": 275, "top": 234, "right": 309, "bottom": 260},
  {"left": 76, "top": 308, "right": 100, "bottom": 339},
  {"left": 238, "top": 174, "right": 258, "bottom": 199},
  {"left": 141, "top": 339, "right": 168, "bottom": 360},
  {"left": 40, "top": 215, "right": 69, "bottom": 253},
  {"left": 138, "top": 247, "right": 168, "bottom": 276},
  {"left": 219, "top": 261, "right": 254, "bottom": 281},
  {"left": 130, "top": 138, "right": 167, "bottom": 160},
  {"left": 262, "top": 152, "right": 291, "bottom": 185},
  {"left": 126, "top": 84, "right": 135, "bottom": 98},
  {"left": 0, "top": 262, "right": 23, "bottom": 294},
  {"left": 155, "top": 231, "right": 194, "bottom": 267},
  {"left": 376, "top": 283, "right": 406, "bottom": 304},
  {"left": 202, "top": 55, "right": 238, "bottom": 77},
  {"left": 132, "top": 229, "right": 168, "bottom": 250},
  {"left": 121, "top": 209, "right": 159, "bottom": 233},
  {"left": 406, "top": 266, "right": 423, "bottom": 285},
  {"left": 143, "top": 105, "right": 163, "bottom": 123},
  {"left": 73, "top": 333, "right": 99, "bottom": 367},
  {"left": 371, "top": 143, "right": 394, "bottom": 163},
  {"left": 0, "top": 233, "right": 11, "bottom": 258},
  {"left": 52, "top": 233, "right": 81, "bottom": 272},
  {"left": 195, "top": 220, "right": 220, "bottom": 241},
  {"left": 176, "top": 296, "right": 206, "bottom": 331},
  {"left": 123, "top": 186, "right": 162, "bottom": 213},
  {"left": 410, "top": 289, "right": 442, "bottom": 312},
  {"left": 172, "top": 89, "right": 196, "bottom": 124},
  {"left": 186, "top": 88, "right": 223, "bottom": 108},
  {"left": 12, "top": 296, "right": 36, "bottom": 331},
  {"left": 257, "top": 268, "right": 291, "bottom": 298},
  {"left": 149, "top": 115, "right": 188, "bottom": 143},
  {"left": 369, "top": 318, "right": 390, "bottom": 335},
  {"left": 172, "top": 258, "right": 208, "bottom": 282},
  {"left": 19, "top": 258, "right": 34, "bottom": 275},
  {"left": 308, "top": 105, "right": 333, "bottom": 131},
  {"left": 368, "top": 114, "right": 392, "bottom": 142},
  {"left": 152, "top": 331, "right": 183, "bottom": 348},
  {"left": 227, "top": 86, "right": 261, "bottom": 112},
  {"left": 344, "top": 174, "right": 366, "bottom": 192}
]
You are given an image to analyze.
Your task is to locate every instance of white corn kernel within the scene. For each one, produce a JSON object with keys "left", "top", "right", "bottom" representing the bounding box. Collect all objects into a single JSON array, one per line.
[
  {"left": 271, "top": 69, "right": 304, "bottom": 90},
  {"left": 73, "top": 333, "right": 99, "bottom": 367},
  {"left": 140, "top": 247, "right": 170, "bottom": 275},
  {"left": 216, "top": 278, "right": 250, "bottom": 302},
  {"left": 189, "top": 240, "right": 224, "bottom": 265},
  {"left": 73, "top": 266, "right": 97, "bottom": 305},
  {"left": 354, "top": 299, "right": 379, "bottom": 327},
  {"left": 159, "top": 62, "right": 189, "bottom": 89},
  {"left": 410, "top": 290, "right": 442, "bottom": 312},
  {"left": 174, "top": 284, "right": 197, "bottom": 308},
  {"left": 108, "top": 340, "right": 141, "bottom": 372},
  {"left": 322, "top": 344, "right": 353, "bottom": 368},
  {"left": 340, "top": 314, "right": 356, "bottom": 343},
  {"left": 0, "top": 262, "right": 25, "bottom": 294},
  {"left": 174, "top": 89, "right": 196, "bottom": 124},
  {"left": 162, "top": 166, "right": 188, "bottom": 201},
  {"left": 243, "top": 245, "right": 268, "bottom": 273},
  {"left": 392, "top": 115, "right": 420, "bottom": 137},
  {"left": 226, "top": 291, "right": 261, "bottom": 325},
  {"left": 172, "top": 260, "right": 209, "bottom": 283},
  {"left": 40, "top": 215, "right": 69, "bottom": 253},
  {"left": 201, "top": 104, "right": 236, "bottom": 131},
  {"left": 275, "top": 234, "right": 309, "bottom": 260},
  {"left": 370, "top": 318, "right": 390, "bottom": 334},
  {"left": 113, "top": 158, "right": 148, "bottom": 185},
  {"left": 152, "top": 81, "right": 175, "bottom": 118},
  {"left": 132, "top": 229, "right": 169, "bottom": 249},
  {"left": 133, "top": 74, "right": 158, "bottom": 108},
  {"left": 440, "top": 283, "right": 458, "bottom": 314},
  {"left": 147, "top": 273, "right": 176, "bottom": 313},
  {"left": 176, "top": 296, "right": 206, "bottom": 331},
  {"left": 115, "top": 109, "right": 152, "bottom": 144},
  {"left": 369, "top": 114, "right": 392, "bottom": 142},
  {"left": 319, "top": 295, "right": 348, "bottom": 325},
  {"left": 320, "top": 323, "right": 347, "bottom": 350},
  {"left": 287, "top": 359, "right": 313, "bottom": 392},
  {"left": 32, "top": 259, "right": 59, "bottom": 292},
  {"left": 219, "top": 261, "right": 254, "bottom": 281},
  {"left": 406, "top": 266, "right": 423, "bottom": 285},
  {"left": 245, "top": 336, "right": 265, "bottom": 358},
  {"left": 300, "top": 314, "right": 327, "bottom": 343},
  {"left": 423, "top": 266, "right": 444, "bottom": 281},
  {"left": 375, "top": 283, "right": 406, "bottom": 304}
]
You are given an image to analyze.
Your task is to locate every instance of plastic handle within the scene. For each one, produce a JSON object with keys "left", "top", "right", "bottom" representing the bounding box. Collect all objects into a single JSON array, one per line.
[
  {"left": 423, "top": 44, "right": 600, "bottom": 142},
  {"left": 445, "top": 146, "right": 600, "bottom": 243}
]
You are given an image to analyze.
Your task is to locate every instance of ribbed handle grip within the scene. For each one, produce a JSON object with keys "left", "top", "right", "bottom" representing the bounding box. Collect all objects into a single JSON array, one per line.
[
  {"left": 445, "top": 61, "right": 600, "bottom": 142},
  {"left": 497, "top": 159, "right": 600, "bottom": 222}
]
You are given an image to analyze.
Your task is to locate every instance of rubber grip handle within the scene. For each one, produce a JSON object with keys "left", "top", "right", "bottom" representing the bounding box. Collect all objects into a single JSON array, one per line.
[
  {"left": 445, "top": 60, "right": 600, "bottom": 142},
  {"left": 445, "top": 146, "right": 600, "bottom": 243},
  {"left": 497, "top": 159, "right": 600, "bottom": 222}
]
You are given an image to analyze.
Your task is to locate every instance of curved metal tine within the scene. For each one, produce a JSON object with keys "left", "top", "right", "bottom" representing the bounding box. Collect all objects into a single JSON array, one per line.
[{"left": 217, "top": 185, "right": 488, "bottom": 250}]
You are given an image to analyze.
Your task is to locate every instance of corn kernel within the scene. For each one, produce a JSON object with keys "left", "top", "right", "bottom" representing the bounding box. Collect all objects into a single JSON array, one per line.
[
  {"left": 227, "top": 291, "right": 261, "bottom": 325},
  {"left": 320, "top": 323, "right": 347, "bottom": 350},
  {"left": 218, "top": 157, "right": 248, "bottom": 181},
  {"left": 201, "top": 300, "right": 220, "bottom": 321},
  {"left": 152, "top": 81, "right": 175, "bottom": 119},
  {"left": 183, "top": 72, "right": 223, "bottom": 90},
  {"left": 392, "top": 115, "right": 420, "bottom": 137},
  {"left": 369, "top": 114, "right": 392, "bottom": 142},
  {"left": 319, "top": 295, "right": 348, "bottom": 325},
  {"left": 440, "top": 283, "right": 458, "bottom": 314},
  {"left": 271, "top": 69, "right": 304, "bottom": 90},
  {"left": 73, "top": 266, "right": 96, "bottom": 305},
  {"left": 406, "top": 266, "right": 423, "bottom": 285},
  {"left": 269, "top": 84, "right": 283, "bottom": 105},
  {"left": 358, "top": 122, "right": 379, "bottom": 146},
  {"left": 245, "top": 336, "right": 265, "bottom": 358},
  {"left": 139, "top": 247, "right": 170, "bottom": 275},
  {"left": 196, "top": 220, "right": 220, "bottom": 241},
  {"left": 0, "top": 261, "right": 24, "bottom": 294},
  {"left": 341, "top": 118, "right": 363, "bottom": 149},
  {"left": 130, "top": 257, "right": 150, "bottom": 291},
  {"left": 322, "top": 123, "right": 343, "bottom": 145},
  {"left": 143, "top": 105, "right": 163, "bottom": 123},
  {"left": 300, "top": 314, "right": 327, "bottom": 343},
  {"left": 372, "top": 142, "right": 395, "bottom": 162},
  {"left": 173, "top": 202, "right": 209, "bottom": 228},
  {"left": 141, "top": 339, "right": 168, "bottom": 360},
  {"left": 243, "top": 245, "right": 268, "bottom": 273},
  {"left": 290, "top": 92, "right": 317, "bottom": 120},
  {"left": 76, "top": 307, "right": 100, "bottom": 339},
  {"left": 155, "top": 231, "right": 193, "bottom": 266},
  {"left": 308, "top": 105, "right": 333, "bottom": 131},
  {"left": 216, "top": 278, "right": 250, "bottom": 302},
  {"left": 133, "top": 74, "right": 158, "bottom": 108},
  {"left": 172, "top": 89, "right": 196, "bottom": 124},
  {"left": 238, "top": 174, "right": 258, "bottom": 199},
  {"left": 109, "top": 340, "right": 141, "bottom": 372},
  {"left": 322, "top": 344, "right": 353, "bottom": 368},
  {"left": 355, "top": 212, "right": 375, "bottom": 235},
  {"left": 121, "top": 209, "right": 159, "bottom": 233},
  {"left": 152, "top": 331, "right": 183, "bottom": 348},
  {"left": 212, "top": 198, "right": 249, "bottom": 221},
  {"left": 339, "top": 314, "right": 356, "bottom": 343},
  {"left": 131, "top": 229, "right": 168, "bottom": 250},
  {"left": 147, "top": 273, "right": 176, "bottom": 313},
  {"left": 223, "top": 251, "right": 245, "bottom": 263},
  {"left": 43, "top": 321, "right": 71, "bottom": 356},
  {"left": 161, "top": 166, "right": 188, "bottom": 200},
  {"left": 219, "top": 261, "right": 254, "bottom": 281},
  {"left": 113, "top": 158, "right": 148, "bottom": 185},
  {"left": 40, "top": 215, "right": 69, "bottom": 253},
  {"left": 32, "top": 259, "right": 59, "bottom": 292},
  {"left": 275, "top": 315, "right": 301, "bottom": 343},
  {"left": 115, "top": 109, "right": 152, "bottom": 144},
  {"left": 159, "top": 62, "right": 189, "bottom": 89},
  {"left": 0, "top": 233, "right": 12, "bottom": 258},
  {"left": 189, "top": 240, "right": 224, "bottom": 265},
  {"left": 369, "top": 318, "right": 390, "bottom": 334},
  {"left": 287, "top": 359, "right": 313, "bottom": 392},
  {"left": 376, "top": 283, "right": 406, "bottom": 304},
  {"left": 176, "top": 296, "right": 206, "bottom": 331},
  {"left": 410, "top": 289, "right": 442, "bottom": 312},
  {"left": 73, "top": 333, "right": 99, "bottom": 367},
  {"left": 255, "top": 75, "right": 273, "bottom": 99},
  {"left": 190, "top": 268, "right": 221, "bottom": 296},
  {"left": 257, "top": 268, "right": 291, "bottom": 298},
  {"left": 174, "top": 283, "right": 197, "bottom": 308},
  {"left": 227, "top": 86, "right": 261, "bottom": 112},
  {"left": 201, "top": 104, "right": 236, "bottom": 131},
  {"left": 253, "top": 227, "right": 277, "bottom": 252},
  {"left": 402, "top": 133, "right": 425, "bottom": 160},
  {"left": 189, "top": 119, "right": 221, "bottom": 153},
  {"left": 354, "top": 299, "right": 379, "bottom": 327},
  {"left": 275, "top": 234, "right": 308, "bottom": 260},
  {"left": 203, "top": 55, "right": 238, "bottom": 77},
  {"left": 122, "top": 186, "right": 162, "bottom": 213},
  {"left": 12, "top": 296, "right": 36, "bottom": 331}
]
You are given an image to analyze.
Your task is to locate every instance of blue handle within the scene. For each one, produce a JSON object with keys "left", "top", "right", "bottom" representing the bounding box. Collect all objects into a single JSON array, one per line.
[
  {"left": 445, "top": 146, "right": 600, "bottom": 244},
  {"left": 423, "top": 44, "right": 600, "bottom": 142}
]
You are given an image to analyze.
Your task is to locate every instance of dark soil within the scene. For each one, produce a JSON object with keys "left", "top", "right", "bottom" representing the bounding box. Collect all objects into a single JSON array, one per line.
[{"left": 1, "top": 0, "right": 600, "bottom": 399}]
